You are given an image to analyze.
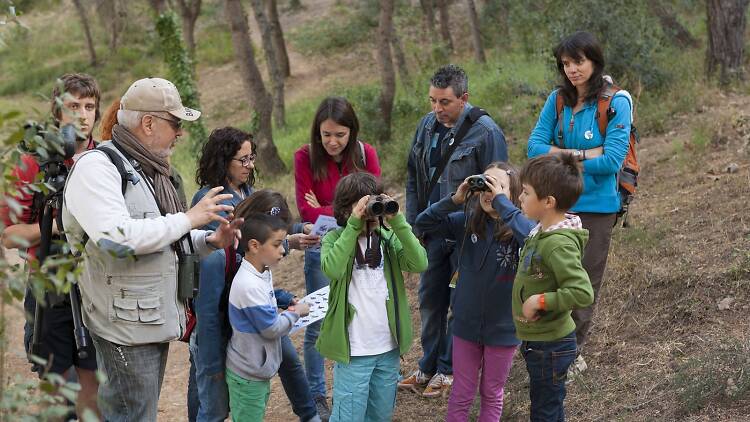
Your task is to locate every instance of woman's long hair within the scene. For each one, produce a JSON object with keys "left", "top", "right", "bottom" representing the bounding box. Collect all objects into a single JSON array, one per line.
[
  {"left": 309, "top": 96, "right": 363, "bottom": 181},
  {"left": 554, "top": 31, "right": 606, "bottom": 107},
  {"left": 466, "top": 162, "right": 522, "bottom": 242},
  {"left": 195, "top": 127, "right": 256, "bottom": 189},
  {"left": 99, "top": 98, "right": 120, "bottom": 140}
]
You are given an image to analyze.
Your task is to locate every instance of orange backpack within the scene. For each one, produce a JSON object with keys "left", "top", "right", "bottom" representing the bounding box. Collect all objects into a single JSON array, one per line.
[{"left": 555, "top": 84, "right": 640, "bottom": 227}]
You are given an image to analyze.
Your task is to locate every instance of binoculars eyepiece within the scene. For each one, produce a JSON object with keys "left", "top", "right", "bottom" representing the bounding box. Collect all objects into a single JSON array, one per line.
[
  {"left": 366, "top": 195, "right": 399, "bottom": 217},
  {"left": 466, "top": 174, "right": 490, "bottom": 192}
]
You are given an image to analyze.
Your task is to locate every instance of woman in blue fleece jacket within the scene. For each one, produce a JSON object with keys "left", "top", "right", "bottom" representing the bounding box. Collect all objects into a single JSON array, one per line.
[
  {"left": 416, "top": 162, "right": 535, "bottom": 422},
  {"left": 527, "top": 31, "right": 632, "bottom": 370}
]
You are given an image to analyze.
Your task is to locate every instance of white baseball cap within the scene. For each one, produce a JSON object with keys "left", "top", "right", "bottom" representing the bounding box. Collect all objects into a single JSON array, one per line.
[{"left": 120, "top": 77, "right": 201, "bottom": 121}]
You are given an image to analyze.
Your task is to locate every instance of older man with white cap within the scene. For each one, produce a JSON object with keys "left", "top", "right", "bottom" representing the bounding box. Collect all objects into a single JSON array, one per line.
[{"left": 62, "top": 77, "right": 241, "bottom": 421}]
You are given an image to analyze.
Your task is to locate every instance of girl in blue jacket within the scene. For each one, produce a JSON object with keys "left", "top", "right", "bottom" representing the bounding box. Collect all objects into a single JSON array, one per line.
[
  {"left": 527, "top": 31, "right": 633, "bottom": 374},
  {"left": 416, "top": 162, "right": 534, "bottom": 422}
]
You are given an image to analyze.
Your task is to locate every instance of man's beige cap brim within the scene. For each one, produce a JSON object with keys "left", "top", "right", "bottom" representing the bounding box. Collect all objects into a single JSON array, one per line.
[{"left": 168, "top": 106, "right": 201, "bottom": 122}]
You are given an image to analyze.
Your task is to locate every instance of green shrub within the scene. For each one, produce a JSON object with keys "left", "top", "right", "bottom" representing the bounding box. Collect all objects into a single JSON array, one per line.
[{"left": 288, "top": 2, "right": 376, "bottom": 55}]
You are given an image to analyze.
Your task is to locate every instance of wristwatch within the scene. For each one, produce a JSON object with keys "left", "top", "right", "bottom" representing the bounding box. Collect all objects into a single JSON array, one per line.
[{"left": 572, "top": 150, "right": 584, "bottom": 161}]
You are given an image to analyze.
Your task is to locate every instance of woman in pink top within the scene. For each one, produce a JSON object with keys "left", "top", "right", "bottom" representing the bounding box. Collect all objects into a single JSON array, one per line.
[{"left": 293, "top": 96, "right": 381, "bottom": 416}]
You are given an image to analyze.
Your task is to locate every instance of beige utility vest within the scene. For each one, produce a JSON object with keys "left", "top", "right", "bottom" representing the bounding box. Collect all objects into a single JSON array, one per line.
[{"left": 63, "top": 143, "right": 185, "bottom": 346}]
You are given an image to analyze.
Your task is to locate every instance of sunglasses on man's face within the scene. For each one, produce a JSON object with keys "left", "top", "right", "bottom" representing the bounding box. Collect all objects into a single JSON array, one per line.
[{"left": 149, "top": 114, "right": 183, "bottom": 131}]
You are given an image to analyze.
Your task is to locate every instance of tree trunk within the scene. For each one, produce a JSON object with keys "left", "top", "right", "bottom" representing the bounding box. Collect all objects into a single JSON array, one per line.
[
  {"left": 96, "top": 0, "right": 125, "bottom": 52},
  {"left": 419, "top": 0, "right": 437, "bottom": 40},
  {"left": 391, "top": 28, "right": 410, "bottom": 86},
  {"left": 706, "top": 0, "right": 750, "bottom": 85},
  {"left": 72, "top": 0, "right": 98, "bottom": 67},
  {"left": 465, "top": 0, "right": 485, "bottom": 63},
  {"left": 176, "top": 0, "right": 202, "bottom": 56},
  {"left": 436, "top": 0, "right": 453, "bottom": 51},
  {"left": 649, "top": 1, "right": 699, "bottom": 49},
  {"left": 249, "top": 0, "right": 286, "bottom": 127},
  {"left": 224, "top": 0, "right": 286, "bottom": 174},
  {"left": 149, "top": 0, "right": 167, "bottom": 14},
  {"left": 266, "top": 0, "right": 291, "bottom": 78},
  {"left": 376, "top": 0, "right": 396, "bottom": 142}
]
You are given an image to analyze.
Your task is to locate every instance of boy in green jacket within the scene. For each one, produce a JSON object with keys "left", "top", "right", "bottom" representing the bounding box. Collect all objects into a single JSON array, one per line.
[
  {"left": 513, "top": 153, "right": 594, "bottom": 422},
  {"left": 317, "top": 172, "right": 427, "bottom": 422}
]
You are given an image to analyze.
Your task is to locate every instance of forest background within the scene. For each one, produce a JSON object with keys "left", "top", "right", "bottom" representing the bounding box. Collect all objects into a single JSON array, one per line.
[{"left": 1, "top": 0, "right": 750, "bottom": 420}]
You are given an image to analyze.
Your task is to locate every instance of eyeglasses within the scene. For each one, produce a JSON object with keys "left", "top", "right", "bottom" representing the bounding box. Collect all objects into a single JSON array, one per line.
[
  {"left": 149, "top": 114, "right": 182, "bottom": 131},
  {"left": 232, "top": 154, "right": 257, "bottom": 167}
]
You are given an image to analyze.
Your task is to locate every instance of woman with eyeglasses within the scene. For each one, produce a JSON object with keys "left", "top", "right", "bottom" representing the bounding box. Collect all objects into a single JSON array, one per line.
[
  {"left": 293, "top": 96, "right": 381, "bottom": 419},
  {"left": 187, "top": 126, "right": 256, "bottom": 422},
  {"left": 193, "top": 127, "right": 257, "bottom": 224}
]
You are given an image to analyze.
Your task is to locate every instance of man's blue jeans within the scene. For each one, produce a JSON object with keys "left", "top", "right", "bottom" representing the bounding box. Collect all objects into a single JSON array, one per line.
[
  {"left": 303, "top": 249, "right": 329, "bottom": 397},
  {"left": 91, "top": 333, "right": 168, "bottom": 422},
  {"left": 521, "top": 331, "right": 577, "bottom": 422},
  {"left": 188, "top": 334, "right": 317, "bottom": 422},
  {"left": 417, "top": 236, "right": 454, "bottom": 375}
]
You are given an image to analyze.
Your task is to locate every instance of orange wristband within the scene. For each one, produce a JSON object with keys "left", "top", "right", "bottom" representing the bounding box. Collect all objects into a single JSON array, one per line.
[{"left": 538, "top": 294, "right": 546, "bottom": 311}]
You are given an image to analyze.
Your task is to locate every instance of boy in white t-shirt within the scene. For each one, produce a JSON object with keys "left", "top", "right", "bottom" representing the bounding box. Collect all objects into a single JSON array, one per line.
[{"left": 316, "top": 172, "right": 428, "bottom": 421}]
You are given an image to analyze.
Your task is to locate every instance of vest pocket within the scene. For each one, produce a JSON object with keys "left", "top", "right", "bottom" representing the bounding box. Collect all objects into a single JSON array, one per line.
[
  {"left": 113, "top": 297, "right": 139, "bottom": 322},
  {"left": 111, "top": 294, "right": 166, "bottom": 325},
  {"left": 137, "top": 297, "right": 163, "bottom": 323}
]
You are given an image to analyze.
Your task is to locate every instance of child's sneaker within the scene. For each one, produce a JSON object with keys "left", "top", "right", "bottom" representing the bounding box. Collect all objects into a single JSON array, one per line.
[
  {"left": 422, "top": 373, "right": 453, "bottom": 398},
  {"left": 566, "top": 354, "right": 588, "bottom": 384},
  {"left": 397, "top": 369, "right": 431, "bottom": 392}
]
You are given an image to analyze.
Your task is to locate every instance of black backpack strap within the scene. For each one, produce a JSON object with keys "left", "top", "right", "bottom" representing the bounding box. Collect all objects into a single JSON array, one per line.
[
  {"left": 77, "top": 145, "right": 140, "bottom": 249},
  {"left": 420, "top": 107, "right": 489, "bottom": 211},
  {"left": 97, "top": 144, "right": 138, "bottom": 196}
]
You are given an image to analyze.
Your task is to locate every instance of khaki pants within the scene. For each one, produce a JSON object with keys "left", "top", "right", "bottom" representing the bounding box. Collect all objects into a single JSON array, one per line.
[{"left": 572, "top": 212, "right": 617, "bottom": 351}]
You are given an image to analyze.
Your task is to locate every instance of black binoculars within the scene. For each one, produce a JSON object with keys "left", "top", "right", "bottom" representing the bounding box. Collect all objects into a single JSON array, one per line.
[
  {"left": 366, "top": 195, "right": 399, "bottom": 217},
  {"left": 466, "top": 174, "right": 490, "bottom": 192}
]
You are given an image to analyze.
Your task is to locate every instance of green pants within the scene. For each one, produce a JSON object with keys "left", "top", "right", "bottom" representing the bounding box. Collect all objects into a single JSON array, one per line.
[{"left": 226, "top": 368, "right": 270, "bottom": 421}]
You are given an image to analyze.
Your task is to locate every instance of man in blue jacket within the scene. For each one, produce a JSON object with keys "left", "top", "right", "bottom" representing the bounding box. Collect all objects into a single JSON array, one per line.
[{"left": 402, "top": 64, "right": 508, "bottom": 397}]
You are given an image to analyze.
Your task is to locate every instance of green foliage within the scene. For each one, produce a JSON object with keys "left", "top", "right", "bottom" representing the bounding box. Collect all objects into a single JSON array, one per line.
[
  {"left": 502, "top": 0, "right": 670, "bottom": 90},
  {"left": 195, "top": 24, "right": 234, "bottom": 66},
  {"left": 674, "top": 338, "right": 750, "bottom": 415},
  {"left": 155, "top": 10, "right": 207, "bottom": 154},
  {"left": 288, "top": 1, "right": 377, "bottom": 55}
]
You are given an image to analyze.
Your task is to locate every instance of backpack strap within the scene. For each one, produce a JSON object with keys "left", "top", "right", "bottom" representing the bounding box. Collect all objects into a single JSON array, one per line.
[
  {"left": 419, "top": 106, "right": 489, "bottom": 211},
  {"left": 359, "top": 140, "right": 366, "bottom": 168},
  {"left": 75, "top": 145, "right": 140, "bottom": 249},
  {"left": 555, "top": 92, "right": 565, "bottom": 148},
  {"left": 96, "top": 145, "right": 135, "bottom": 196},
  {"left": 596, "top": 84, "right": 621, "bottom": 137}
]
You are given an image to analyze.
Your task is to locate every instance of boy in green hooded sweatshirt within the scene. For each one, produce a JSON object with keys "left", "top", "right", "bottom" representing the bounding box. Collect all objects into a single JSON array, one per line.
[
  {"left": 317, "top": 172, "right": 427, "bottom": 422},
  {"left": 513, "top": 153, "right": 594, "bottom": 421}
]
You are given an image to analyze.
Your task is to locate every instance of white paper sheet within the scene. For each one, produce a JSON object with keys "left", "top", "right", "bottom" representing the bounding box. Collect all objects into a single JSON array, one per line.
[{"left": 290, "top": 285, "right": 330, "bottom": 334}]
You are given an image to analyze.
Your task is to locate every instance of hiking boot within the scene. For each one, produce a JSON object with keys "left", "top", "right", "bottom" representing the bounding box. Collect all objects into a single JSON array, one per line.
[
  {"left": 314, "top": 395, "right": 330, "bottom": 422},
  {"left": 566, "top": 354, "right": 588, "bottom": 384},
  {"left": 422, "top": 373, "right": 453, "bottom": 398},
  {"left": 398, "top": 369, "right": 431, "bottom": 392}
]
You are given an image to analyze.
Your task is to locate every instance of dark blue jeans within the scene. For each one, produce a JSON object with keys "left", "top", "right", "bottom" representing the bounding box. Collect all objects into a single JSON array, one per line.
[
  {"left": 521, "top": 331, "right": 577, "bottom": 422},
  {"left": 188, "top": 334, "right": 317, "bottom": 422},
  {"left": 303, "top": 249, "right": 330, "bottom": 397},
  {"left": 418, "top": 236, "right": 454, "bottom": 375}
]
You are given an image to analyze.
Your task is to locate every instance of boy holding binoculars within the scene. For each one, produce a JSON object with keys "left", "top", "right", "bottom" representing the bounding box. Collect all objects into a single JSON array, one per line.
[{"left": 316, "top": 172, "right": 427, "bottom": 421}]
